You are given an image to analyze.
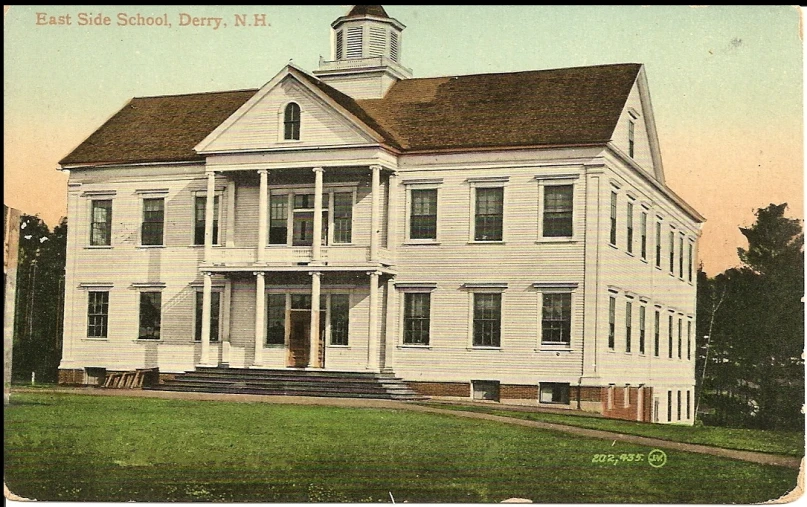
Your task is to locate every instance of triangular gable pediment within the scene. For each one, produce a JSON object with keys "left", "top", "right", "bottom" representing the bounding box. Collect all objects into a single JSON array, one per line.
[
  {"left": 196, "top": 66, "right": 384, "bottom": 154},
  {"left": 611, "top": 66, "right": 666, "bottom": 183}
]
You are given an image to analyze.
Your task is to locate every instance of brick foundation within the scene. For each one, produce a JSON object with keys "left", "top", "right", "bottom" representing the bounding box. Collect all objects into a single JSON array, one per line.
[
  {"left": 58, "top": 369, "right": 85, "bottom": 385},
  {"left": 501, "top": 384, "right": 538, "bottom": 400},
  {"left": 58, "top": 367, "right": 162, "bottom": 388},
  {"left": 574, "top": 386, "right": 603, "bottom": 402},
  {"left": 407, "top": 381, "right": 470, "bottom": 397},
  {"left": 601, "top": 386, "right": 653, "bottom": 422}
]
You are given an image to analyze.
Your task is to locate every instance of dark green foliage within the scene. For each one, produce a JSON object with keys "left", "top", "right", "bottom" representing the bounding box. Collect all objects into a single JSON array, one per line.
[
  {"left": 12, "top": 215, "right": 67, "bottom": 384},
  {"left": 697, "top": 204, "right": 804, "bottom": 430}
]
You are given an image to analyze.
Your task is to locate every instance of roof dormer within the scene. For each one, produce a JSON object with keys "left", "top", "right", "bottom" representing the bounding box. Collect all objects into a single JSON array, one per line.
[{"left": 313, "top": 5, "right": 412, "bottom": 99}]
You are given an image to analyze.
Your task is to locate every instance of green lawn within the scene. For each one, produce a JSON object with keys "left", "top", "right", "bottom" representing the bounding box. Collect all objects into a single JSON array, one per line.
[
  {"left": 424, "top": 402, "right": 805, "bottom": 458},
  {"left": 4, "top": 392, "right": 800, "bottom": 503}
]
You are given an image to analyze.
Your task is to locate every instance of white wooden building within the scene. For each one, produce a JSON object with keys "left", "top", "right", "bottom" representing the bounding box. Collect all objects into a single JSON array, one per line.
[{"left": 58, "top": 6, "right": 703, "bottom": 423}]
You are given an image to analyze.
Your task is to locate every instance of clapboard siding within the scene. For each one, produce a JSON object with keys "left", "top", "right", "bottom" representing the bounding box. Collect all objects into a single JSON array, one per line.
[
  {"left": 318, "top": 74, "right": 388, "bottom": 100},
  {"left": 389, "top": 161, "right": 587, "bottom": 384},
  {"left": 203, "top": 78, "right": 372, "bottom": 153},
  {"left": 612, "top": 81, "right": 654, "bottom": 175},
  {"left": 595, "top": 160, "right": 697, "bottom": 391},
  {"left": 60, "top": 165, "right": 216, "bottom": 373},
  {"left": 324, "top": 289, "right": 372, "bottom": 371},
  {"left": 234, "top": 183, "right": 259, "bottom": 248},
  {"left": 60, "top": 140, "right": 696, "bottom": 407}
]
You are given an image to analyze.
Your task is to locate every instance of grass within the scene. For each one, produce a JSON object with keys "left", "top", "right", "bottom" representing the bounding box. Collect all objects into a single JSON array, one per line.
[
  {"left": 4, "top": 392, "right": 801, "bottom": 503},
  {"left": 424, "top": 402, "right": 806, "bottom": 458}
]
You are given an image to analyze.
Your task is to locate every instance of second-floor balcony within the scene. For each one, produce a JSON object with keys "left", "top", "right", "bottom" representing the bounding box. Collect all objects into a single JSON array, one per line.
[{"left": 204, "top": 244, "right": 393, "bottom": 269}]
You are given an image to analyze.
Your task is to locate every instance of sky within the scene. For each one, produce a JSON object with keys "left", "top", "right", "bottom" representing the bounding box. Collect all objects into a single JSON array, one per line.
[{"left": 3, "top": 5, "right": 803, "bottom": 275}]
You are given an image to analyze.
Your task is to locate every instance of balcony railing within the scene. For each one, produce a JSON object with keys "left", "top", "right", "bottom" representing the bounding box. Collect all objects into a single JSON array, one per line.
[{"left": 205, "top": 245, "right": 392, "bottom": 267}]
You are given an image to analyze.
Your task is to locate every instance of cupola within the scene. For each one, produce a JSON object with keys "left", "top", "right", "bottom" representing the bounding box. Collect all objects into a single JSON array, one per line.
[{"left": 313, "top": 5, "right": 412, "bottom": 99}]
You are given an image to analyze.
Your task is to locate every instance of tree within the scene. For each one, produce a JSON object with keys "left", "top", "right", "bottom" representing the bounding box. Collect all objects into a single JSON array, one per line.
[
  {"left": 697, "top": 203, "right": 804, "bottom": 429},
  {"left": 12, "top": 215, "right": 67, "bottom": 384}
]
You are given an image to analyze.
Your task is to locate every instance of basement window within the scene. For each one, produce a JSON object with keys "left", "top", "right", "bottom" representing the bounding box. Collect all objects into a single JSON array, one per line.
[
  {"left": 472, "top": 380, "right": 500, "bottom": 401},
  {"left": 539, "top": 383, "right": 570, "bottom": 404}
]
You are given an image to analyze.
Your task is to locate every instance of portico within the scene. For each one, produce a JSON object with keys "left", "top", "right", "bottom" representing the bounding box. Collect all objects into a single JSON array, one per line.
[{"left": 195, "top": 162, "right": 398, "bottom": 372}]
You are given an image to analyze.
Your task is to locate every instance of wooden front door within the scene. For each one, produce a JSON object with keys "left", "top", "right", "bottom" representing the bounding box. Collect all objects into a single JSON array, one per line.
[{"left": 288, "top": 311, "right": 310, "bottom": 368}]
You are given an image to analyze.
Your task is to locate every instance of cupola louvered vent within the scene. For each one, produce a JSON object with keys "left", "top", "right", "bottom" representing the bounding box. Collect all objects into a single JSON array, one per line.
[
  {"left": 335, "top": 29, "right": 343, "bottom": 60},
  {"left": 369, "top": 26, "right": 386, "bottom": 57},
  {"left": 346, "top": 27, "right": 363, "bottom": 58},
  {"left": 389, "top": 31, "right": 399, "bottom": 62}
]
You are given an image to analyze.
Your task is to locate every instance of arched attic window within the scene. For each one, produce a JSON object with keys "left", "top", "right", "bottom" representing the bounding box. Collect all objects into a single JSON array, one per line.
[{"left": 284, "top": 102, "right": 301, "bottom": 140}]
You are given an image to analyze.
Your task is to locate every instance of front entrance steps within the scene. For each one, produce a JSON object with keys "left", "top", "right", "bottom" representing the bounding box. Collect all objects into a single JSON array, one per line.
[{"left": 145, "top": 366, "right": 427, "bottom": 401}]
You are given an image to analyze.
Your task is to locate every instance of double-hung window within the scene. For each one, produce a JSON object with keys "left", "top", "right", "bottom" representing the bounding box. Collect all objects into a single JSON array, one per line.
[
  {"left": 626, "top": 202, "right": 634, "bottom": 254},
  {"left": 269, "top": 194, "right": 289, "bottom": 245},
  {"left": 472, "top": 293, "right": 502, "bottom": 347},
  {"left": 87, "top": 291, "right": 109, "bottom": 338},
  {"left": 639, "top": 305, "right": 646, "bottom": 354},
  {"left": 688, "top": 242, "right": 694, "bottom": 282},
  {"left": 193, "top": 195, "right": 219, "bottom": 246},
  {"left": 403, "top": 292, "right": 431, "bottom": 345},
  {"left": 669, "top": 229, "right": 676, "bottom": 274},
  {"left": 625, "top": 301, "right": 633, "bottom": 353},
  {"left": 678, "top": 235, "right": 685, "bottom": 279},
  {"left": 329, "top": 294, "right": 350, "bottom": 346},
  {"left": 138, "top": 291, "right": 162, "bottom": 340},
  {"left": 474, "top": 187, "right": 504, "bottom": 242},
  {"left": 628, "top": 118, "right": 635, "bottom": 158},
  {"left": 90, "top": 200, "right": 112, "bottom": 246},
  {"left": 609, "top": 192, "right": 618, "bottom": 246},
  {"left": 541, "top": 292, "right": 572, "bottom": 345},
  {"left": 653, "top": 309, "right": 660, "bottom": 357},
  {"left": 410, "top": 189, "right": 438, "bottom": 240},
  {"left": 332, "top": 192, "right": 353, "bottom": 244},
  {"left": 141, "top": 198, "right": 165, "bottom": 246},
  {"left": 284, "top": 103, "right": 301, "bottom": 141},
  {"left": 542, "top": 185, "right": 573, "bottom": 238},
  {"left": 640, "top": 212, "right": 648, "bottom": 260},
  {"left": 266, "top": 294, "right": 286, "bottom": 345},
  {"left": 655, "top": 221, "right": 662, "bottom": 268},
  {"left": 270, "top": 190, "right": 353, "bottom": 246},
  {"left": 667, "top": 314, "right": 674, "bottom": 359},
  {"left": 194, "top": 291, "right": 221, "bottom": 342},
  {"left": 608, "top": 296, "right": 616, "bottom": 350},
  {"left": 677, "top": 318, "right": 683, "bottom": 359}
]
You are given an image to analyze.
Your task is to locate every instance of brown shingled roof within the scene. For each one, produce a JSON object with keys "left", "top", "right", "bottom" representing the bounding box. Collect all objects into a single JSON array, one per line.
[
  {"left": 346, "top": 5, "right": 390, "bottom": 18},
  {"left": 356, "top": 63, "right": 642, "bottom": 151},
  {"left": 60, "top": 63, "right": 641, "bottom": 166},
  {"left": 60, "top": 89, "right": 258, "bottom": 166}
]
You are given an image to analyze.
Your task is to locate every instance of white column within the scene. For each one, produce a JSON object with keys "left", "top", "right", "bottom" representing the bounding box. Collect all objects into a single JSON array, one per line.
[
  {"left": 309, "top": 271, "right": 322, "bottom": 368},
  {"left": 382, "top": 277, "right": 397, "bottom": 372},
  {"left": 370, "top": 165, "right": 381, "bottom": 262},
  {"left": 221, "top": 279, "right": 232, "bottom": 343},
  {"left": 367, "top": 270, "right": 380, "bottom": 371},
  {"left": 256, "top": 169, "right": 269, "bottom": 263},
  {"left": 200, "top": 272, "right": 213, "bottom": 365},
  {"left": 225, "top": 179, "right": 236, "bottom": 247},
  {"left": 387, "top": 172, "right": 399, "bottom": 257},
  {"left": 253, "top": 271, "right": 265, "bottom": 366},
  {"left": 204, "top": 171, "right": 216, "bottom": 262},
  {"left": 312, "top": 167, "right": 324, "bottom": 263}
]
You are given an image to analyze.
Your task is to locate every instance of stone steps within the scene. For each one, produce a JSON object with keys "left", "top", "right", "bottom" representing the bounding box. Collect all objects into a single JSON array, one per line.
[{"left": 146, "top": 367, "right": 427, "bottom": 401}]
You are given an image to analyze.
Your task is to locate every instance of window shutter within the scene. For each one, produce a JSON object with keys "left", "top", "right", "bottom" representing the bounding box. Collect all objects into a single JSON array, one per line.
[{"left": 346, "top": 27, "right": 363, "bottom": 58}]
